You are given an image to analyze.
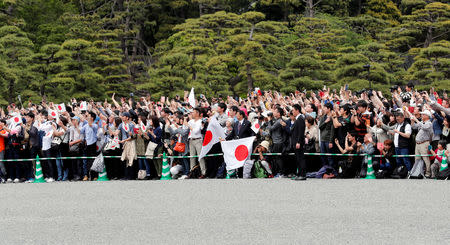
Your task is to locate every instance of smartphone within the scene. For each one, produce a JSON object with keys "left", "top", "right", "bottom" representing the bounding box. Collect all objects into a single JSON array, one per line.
[{"left": 344, "top": 84, "right": 349, "bottom": 91}]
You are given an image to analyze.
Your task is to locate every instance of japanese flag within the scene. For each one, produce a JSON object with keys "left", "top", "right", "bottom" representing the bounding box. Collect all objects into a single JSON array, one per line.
[
  {"left": 104, "top": 137, "right": 120, "bottom": 151},
  {"left": 56, "top": 103, "right": 66, "bottom": 112},
  {"left": 11, "top": 113, "right": 22, "bottom": 125},
  {"left": 140, "top": 122, "right": 147, "bottom": 132},
  {"left": 251, "top": 120, "right": 261, "bottom": 134},
  {"left": 123, "top": 123, "right": 129, "bottom": 132},
  {"left": 199, "top": 116, "right": 226, "bottom": 160},
  {"left": 255, "top": 87, "right": 262, "bottom": 96},
  {"left": 220, "top": 136, "right": 255, "bottom": 170},
  {"left": 80, "top": 101, "right": 87, "bottom": 111},
  {"left": 188, "top": 87, "right": 196, "bottom": 108},
  {"left": 49, "top": 109, "right": 58, "bottom": 119}
]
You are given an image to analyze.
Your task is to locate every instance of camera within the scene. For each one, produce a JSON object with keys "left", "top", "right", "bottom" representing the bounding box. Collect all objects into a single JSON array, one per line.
[{"left": 390, "top": 85, "right": 399, "bottom": 92}]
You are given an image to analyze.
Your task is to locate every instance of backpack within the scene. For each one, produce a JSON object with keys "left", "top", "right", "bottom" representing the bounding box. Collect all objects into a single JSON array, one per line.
[
  {"left": 188, "top": 164, "right": 201, "bottom": 179},
  {"left": 436, "top": 167, "right": 450, "bottom": 180},
  {"left": 409, "top": 159, "right": 424, "bottom": 179},
  {"left": 253, "top": 160, "right": 267, "bottom": 178},
  {"left": 391, "top": 165, "right": 408, "bottom": 179}
]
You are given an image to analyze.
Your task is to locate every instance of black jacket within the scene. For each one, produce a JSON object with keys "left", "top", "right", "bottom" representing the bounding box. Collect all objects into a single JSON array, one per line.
[
  {"left": 226, "top": 119, "right": 254, "bottom": 140},
  {"left": 290, "top": 115, "right": 306, "bottom": 150}
]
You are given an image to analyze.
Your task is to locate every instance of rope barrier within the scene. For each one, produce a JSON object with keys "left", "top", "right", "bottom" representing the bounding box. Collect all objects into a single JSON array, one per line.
[{"left": 0, "top": 153, "right": 435, "bottom": 162}]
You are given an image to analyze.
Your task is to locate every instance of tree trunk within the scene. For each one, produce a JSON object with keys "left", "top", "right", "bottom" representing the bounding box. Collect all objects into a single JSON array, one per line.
[
  {"left": 79, "top": 0, "right": 85, "bottom": 15},
  {"left": 199, "top": 3, "right": 204, "bottom": 16},
  {"left": 246, "top": 63, "right": 254, "bottom": 92},
  {"left": 357, "top": 0, "right": 362, "bottom": 16},
  {"left": 305, "top": 0, "right": 314, "bottom": 18},
  {"left": 424, "top": 25, "right": 433, "bottom": 48},
  {"left": 191, "top": 51, "right": 197, "bottom": 80}
]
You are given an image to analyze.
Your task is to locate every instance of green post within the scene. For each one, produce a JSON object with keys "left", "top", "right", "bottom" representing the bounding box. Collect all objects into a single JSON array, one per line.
[
  {"left": 364, "top": 155, "right": 376, "bottom": 179},
  {"left": 160, "top": 153, "right": 172, "bottom": 180},
  {"left": 33, "top": 155, "right": 46, "bottom": 183}
]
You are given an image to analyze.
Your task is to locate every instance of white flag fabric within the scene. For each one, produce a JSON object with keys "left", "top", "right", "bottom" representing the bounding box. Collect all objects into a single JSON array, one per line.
[
  {"left": 220, "top": 136, "right": 256, "bottom": 170},
  {"left": 56, "top": 103, "right": 66, "bottom": 112},
  {"left": 80, "top": 101, "right": 87, "bottom": 111},
  {"left": 251, "top": 120, "right": 261, "bottom": 134},
  {"left": 199, "top": 116, "right": 226, "bottom": 160},
  {"left": 188, "top": 87, "right": 196, "bottom": 108},
  {"left": 104, "top": 137, "right": 120, "bottom": 151}
]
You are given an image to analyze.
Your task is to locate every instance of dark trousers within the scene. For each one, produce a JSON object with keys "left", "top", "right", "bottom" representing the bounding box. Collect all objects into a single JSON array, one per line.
[
  {"left": 83, "top": 144, "right": 97, "bottom": 178},
  {"left": 271, "top": 143, "right": 285, "bottom": 175},
  {"left": 320, "top": 141, "right": 335, "bottom": 167},
  {"left": 104, "top": 149, "right": 123, "bottom": 179},
  {"left": 29, "top": 146, "right": 40, "bottom": 179},
  {"left": 205, "top": 143, "right": 223, "bottom": 178},
  {"left": 68, "top": 149, "right": 82, "bottom": 179},
  {"left": 6, "top": 148, "right": 22, "bottom": 179},
  {"left": 295, "top": 148, "right": 306, "bottom": 177},
  {"left": 42, "top": 149, "right": 55, "bottom": 179}
]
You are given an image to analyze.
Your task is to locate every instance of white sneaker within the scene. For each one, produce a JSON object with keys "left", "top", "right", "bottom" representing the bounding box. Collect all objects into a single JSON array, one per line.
[
  {"left": 46, "top": 178, "right": 55, "bottom": 183},
  {"left": 6, "top": 178, "right": 12, "bottom": 183},
  {"left": 1, "top": 179, "right": 5, "bottom": 184},
  {"left": 179, "top": 175, "right": 188, "bottom": 179},
  {"left": 13, "top": 178, "right": 20, "bottom": 183}
]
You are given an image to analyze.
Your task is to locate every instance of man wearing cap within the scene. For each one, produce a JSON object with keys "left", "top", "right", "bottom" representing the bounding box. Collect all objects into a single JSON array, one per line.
[
  {"left": 410, "top": 110, "right": 433, "bottom": 177},
  {"left": 384, "top": 112, "right": 412, "bottom": 171}
]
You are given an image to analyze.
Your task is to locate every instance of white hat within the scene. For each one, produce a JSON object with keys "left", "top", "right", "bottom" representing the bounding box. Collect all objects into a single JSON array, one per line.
[
  {"left": 259, "top": 141, "right": 270, "bottom": 151},
  {"left": 420, "top": 110, "right": 432, "bottom": 118}
]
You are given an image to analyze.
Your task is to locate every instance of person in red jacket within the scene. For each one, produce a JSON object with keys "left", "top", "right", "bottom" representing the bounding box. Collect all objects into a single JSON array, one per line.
[{"left": 0, "top": 119, "right": 9, "bottom": 183}]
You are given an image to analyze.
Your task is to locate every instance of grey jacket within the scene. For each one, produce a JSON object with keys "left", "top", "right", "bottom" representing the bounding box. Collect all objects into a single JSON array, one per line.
[
  {"left": 267, "top": 118, "right": 286, "bottom": 144},
  {"left": 168, "top": 125, "right": 190, "bottom": 154},
  {"left": 318, "top": 115, "right": 335, "bottom": 143}
]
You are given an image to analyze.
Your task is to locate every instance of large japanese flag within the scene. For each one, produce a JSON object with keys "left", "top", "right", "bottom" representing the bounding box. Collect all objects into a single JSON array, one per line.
[
  {"left": 220, "top": 136, "right": 255, "bottom": 170},
  {"left": 56, "top": 103, "right": 66, "bottom": 113},
  {"left": 199, "top": 116, "right": 226, "bottom": 160},
  {"left": 251, "top": 120, "right": 261, "bottom": 134},
  {"left": 188, "top": 87, "right": 196, "bottom": 108}
]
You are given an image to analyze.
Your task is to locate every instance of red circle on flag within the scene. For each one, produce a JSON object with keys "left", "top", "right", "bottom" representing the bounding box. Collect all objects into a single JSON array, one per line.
[
  {"left": 255, "top": 123, "right": 260, "bottom": 129},
  {"left": 51, "top": 112, "right": 56, "bottom": 117},
  {"left": 234, "top": 145, "right": 248, "bottom": 161},
  {"left": 58, "top": 105, "right": 62, "bottom": 110},
  {"left": 203, "top": 130, "right": 213, "bottom": 146},
  {"left": 14, "top": 117, "right": 19, "bottom": 123}
]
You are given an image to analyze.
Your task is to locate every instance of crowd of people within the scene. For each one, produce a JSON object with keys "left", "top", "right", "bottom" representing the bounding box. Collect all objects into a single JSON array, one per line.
[{"left": 0, "top": 82, "right": 449, "bottom": 183}]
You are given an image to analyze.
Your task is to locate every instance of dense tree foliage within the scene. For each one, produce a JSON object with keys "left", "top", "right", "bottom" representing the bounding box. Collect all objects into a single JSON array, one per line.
[{"left": 0, "top": 0, "right": 448, "bottom": 104}]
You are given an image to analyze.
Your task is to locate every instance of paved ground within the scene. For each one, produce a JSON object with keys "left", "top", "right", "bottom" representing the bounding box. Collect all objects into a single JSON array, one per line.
[{"left": 0, "top": 179, "right": 449, "bottom": 245}]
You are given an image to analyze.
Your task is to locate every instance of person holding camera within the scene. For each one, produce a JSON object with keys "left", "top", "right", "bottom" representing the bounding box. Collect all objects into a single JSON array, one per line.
[{"left": 318, "top": 102, "right": 335, "bottom": 167}]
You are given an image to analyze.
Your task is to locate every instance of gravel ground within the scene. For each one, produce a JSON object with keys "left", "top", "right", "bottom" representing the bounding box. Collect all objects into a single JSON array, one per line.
[{"left": 0, "top": 179, "right": 449, "bottom": 245}]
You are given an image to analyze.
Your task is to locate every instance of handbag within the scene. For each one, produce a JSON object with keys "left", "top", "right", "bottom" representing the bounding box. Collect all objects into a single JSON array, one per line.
[
  {"left": 137, "top": 170, "right": 147, "bottom": 180},
  {"left": 90, "top": 153, "right": 105, "bottom": 173},
  {"left": 173, "top": 135, "right": 185, "bottom": 153},
  {"left": 145, "top": 141, "right": 158, "bottom": 157},
  {"left": 174, "top": 142, "right": 185, "bottom": 153}
]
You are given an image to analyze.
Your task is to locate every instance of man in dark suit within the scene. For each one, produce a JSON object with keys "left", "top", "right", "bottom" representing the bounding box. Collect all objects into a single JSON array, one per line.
[
  {"left": 291, "top": 104, "right": 307, "bottom": 181},
  {"left": 226, "top": 110, "right": 253, "bottom": 140}
]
